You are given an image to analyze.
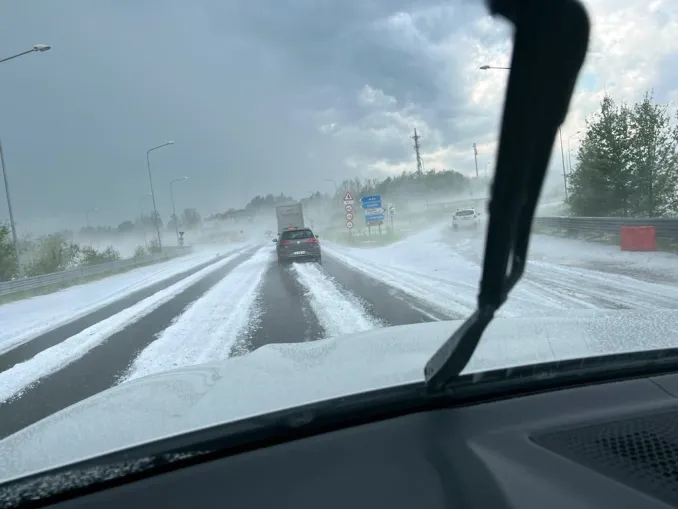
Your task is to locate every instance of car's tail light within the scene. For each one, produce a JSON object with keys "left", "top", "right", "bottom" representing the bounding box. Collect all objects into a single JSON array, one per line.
[
  {"left": 280, "top": 241, "right": 290, "bottom": 245},
  {"left": 307, "top": 238, "right": 318, "bottom": 243}
]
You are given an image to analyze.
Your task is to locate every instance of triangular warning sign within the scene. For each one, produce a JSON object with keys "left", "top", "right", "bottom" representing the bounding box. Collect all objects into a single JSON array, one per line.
[{"left": 343, "top": 190, "right": 354, "bottom": 201}]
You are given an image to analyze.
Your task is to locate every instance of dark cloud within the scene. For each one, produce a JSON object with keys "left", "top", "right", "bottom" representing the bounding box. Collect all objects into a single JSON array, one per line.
[{"left": 0, "top": 0, "right": 498, "bottom": 230}]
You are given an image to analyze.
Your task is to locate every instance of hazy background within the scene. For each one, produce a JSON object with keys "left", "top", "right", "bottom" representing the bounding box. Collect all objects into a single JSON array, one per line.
[{"left": 0, "top": 0, "right": 675, "bottom": 234}]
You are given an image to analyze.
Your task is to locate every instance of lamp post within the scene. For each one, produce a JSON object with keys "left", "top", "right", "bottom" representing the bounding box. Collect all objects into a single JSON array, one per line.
[
  {"left": 85, "top": 207, "right": 98, "bottom": 247},
  {"left": 170, "top": 177, "right": 188, "bottom": 245},
  {"left": 146, "top": 141, "right": 175, "bottom": 250},
  {"left": 140, "top": 192, "right": 152, "bottom": 245},
  {"left": 568, "top": 131, "right": 581, "bottom": 173},
  {"left": 0, "top": 44, "right": 52, "bottom": 276},
  {"left": 85, "top": 207, "right": 98, "bottom": 228},
  {"left": 0, "top": 44, "right": 51, "bottom": 64},
  {"left": 480, "top": 63, "right": 569, "bottom": 199},
  {"left": 0, "top": 140, "right": 20, "bottom": 276}
]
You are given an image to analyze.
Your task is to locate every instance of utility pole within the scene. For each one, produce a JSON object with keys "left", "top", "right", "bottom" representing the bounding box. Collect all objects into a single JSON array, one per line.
[
  {"left": 411, "top": 128, "right": 423, "bottom": 173},
  {"left": 473, "top": 143, "right": 479, "bottom": 178},
  {"left": 0, "top": 139, "right": 21, "bottom": 276},
  {"left": 559, "top": 127, "right": 568, "bottom": 201}
]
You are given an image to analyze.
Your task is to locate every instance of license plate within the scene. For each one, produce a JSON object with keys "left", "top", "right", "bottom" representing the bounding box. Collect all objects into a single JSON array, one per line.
[{"left": 293, "top": 251, "right": 306, "bottom": 255}]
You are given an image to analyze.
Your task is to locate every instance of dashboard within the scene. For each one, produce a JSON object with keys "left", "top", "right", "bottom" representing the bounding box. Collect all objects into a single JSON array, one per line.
[{"left": 43, "top": 372, "right": 678, "bottom": 508}]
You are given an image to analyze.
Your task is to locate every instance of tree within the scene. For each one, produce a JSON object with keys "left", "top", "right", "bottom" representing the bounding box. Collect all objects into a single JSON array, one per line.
[
  {"left": 0, "top": 223, "right": 17, "bottom": 281},
  {"left": 167, "top": 213, "right": 179, "bottom": 231},
  {"left": 627, "top": 92, "right": 678, "bottom": 217},
  {"left": 118, "top": 220, "right": 135, "bottom": 233},
  {"left": 80, "top": 245, "right": 121, "bottom": 266},
  {"left": 150, "top": 210, "right": 163, "bottom": 229},
  {"left": 181, "top": 208, "right": 202, "bottom": 228},
  {"left": 568, "top": 92, "right": 678, "bottom": 217},
  {"left": 135, "top": 214, "right": 155, "bottom": 229},
  {"left": 25, "top": 233, "right": 80, "bottom": 276}
]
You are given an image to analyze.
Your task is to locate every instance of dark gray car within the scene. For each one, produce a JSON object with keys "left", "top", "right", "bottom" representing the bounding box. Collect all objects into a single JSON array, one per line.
[{"left": 275, "top": 228, "right": 321, "bottom": 264}]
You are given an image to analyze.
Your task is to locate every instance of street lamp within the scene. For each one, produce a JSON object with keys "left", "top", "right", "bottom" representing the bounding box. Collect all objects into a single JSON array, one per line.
[
  {"left": 0, "top": 140, "right": 20, "bottom": 276},
  {"left": 85, "top": 207, "right": 98, "bottom": 228},
  {"left": 170, "top": 177, "right": 188, "bottom": 245},
  {"left": 85, "top": 207, "right": 98, "bottom": 247},
  {"left": 146, "top": 141, "right": 175, "bottom": 250},
  {"left": 0, "top": 43, "right": 52, "bottom": 276},
  {"left": 0, "top": 44, "right": 52, "bottom": 64},
  {"left": 479, "top": 63, "right": 569, "bottom": 199},
  {"left": 568, "top": 131, "right": 581, "bottom": 173},
  {"left": 140, "top": 192, "right": 152, "bottom": 245}
]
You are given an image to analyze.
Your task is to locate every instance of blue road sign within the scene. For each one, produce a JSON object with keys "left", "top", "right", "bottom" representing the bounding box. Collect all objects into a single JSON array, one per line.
[
  {"left": 360, "top": 195, "right": 381, "bottom": 203},
  {"left": 364, "top": 213, "right": 385, "bottom": 222},
  {"left": 361, "top": 201, "right": 382, "bottom": 210}
]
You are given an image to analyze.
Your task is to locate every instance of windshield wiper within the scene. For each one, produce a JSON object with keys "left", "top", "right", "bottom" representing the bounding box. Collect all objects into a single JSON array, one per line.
[{"left": 424, "top": 0, "right": 590, "bottom": 391}]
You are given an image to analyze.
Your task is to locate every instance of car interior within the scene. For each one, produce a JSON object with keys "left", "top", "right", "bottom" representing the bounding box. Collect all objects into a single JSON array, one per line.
[{"left": 5, "top": 0, "right": 678, "bottom": 508}]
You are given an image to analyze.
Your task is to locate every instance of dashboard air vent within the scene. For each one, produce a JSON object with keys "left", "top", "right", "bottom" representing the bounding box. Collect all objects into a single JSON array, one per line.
[{"left": 533, "top": 410, "right": 678, "bottom": 507}]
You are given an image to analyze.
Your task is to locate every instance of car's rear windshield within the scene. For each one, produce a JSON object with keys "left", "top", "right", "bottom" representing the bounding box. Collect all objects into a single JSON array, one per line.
[
  {"left": 280, "top": 229, "right": 314, "bottom": 240},
  {"left": 455, "top": 209, "right": 475, "bottom": 216}
]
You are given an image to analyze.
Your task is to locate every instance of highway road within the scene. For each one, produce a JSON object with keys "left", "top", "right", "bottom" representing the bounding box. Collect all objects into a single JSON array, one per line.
[
  {"left": 0, "top": 243, "right": 451, "bottom": 439},
  {"left": 2, "top": 230, "right": 678, "bottom": 441}
]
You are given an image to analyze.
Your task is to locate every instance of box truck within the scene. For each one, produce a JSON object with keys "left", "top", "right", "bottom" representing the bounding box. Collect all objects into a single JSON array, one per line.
[{"left": 275, "top": 203, "right": 304, "bottom": 232}]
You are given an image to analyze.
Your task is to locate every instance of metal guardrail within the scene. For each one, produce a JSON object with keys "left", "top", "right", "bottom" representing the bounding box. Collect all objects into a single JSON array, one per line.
[
  {"left": 0, "top": 246, "right": 194, "bottom": 298},
  {"left": 533, "top": 217, "right": 678, "bottom": 243}
]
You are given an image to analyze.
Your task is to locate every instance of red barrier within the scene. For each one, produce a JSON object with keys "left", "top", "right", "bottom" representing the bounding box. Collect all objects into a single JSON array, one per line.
[{"left": 620, "top": 226, "right": 657, "bottom": 252}]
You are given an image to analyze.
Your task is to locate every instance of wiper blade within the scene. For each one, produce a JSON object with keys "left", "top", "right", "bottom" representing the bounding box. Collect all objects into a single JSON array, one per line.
[{"left": 425, "top": 0, "right": 590, "bottom": 391}]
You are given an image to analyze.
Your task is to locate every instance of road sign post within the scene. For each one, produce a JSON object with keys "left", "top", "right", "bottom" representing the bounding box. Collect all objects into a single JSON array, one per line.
[
  {"left": 361, "top": 195, "right": 383, "bottom": 235},
  {"left": 343, "top": 192, "right": 354, "bottom": 236},
  {"left": 387, "top": 203, "right": 396, "bottom": 233}
]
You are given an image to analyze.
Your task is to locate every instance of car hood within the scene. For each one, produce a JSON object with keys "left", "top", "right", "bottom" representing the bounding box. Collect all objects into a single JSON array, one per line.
[{"left": 2, "top": 308, "right": 678, "bottom": 483}]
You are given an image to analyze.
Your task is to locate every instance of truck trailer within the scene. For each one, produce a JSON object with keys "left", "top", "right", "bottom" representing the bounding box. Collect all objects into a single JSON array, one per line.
[{"left": 275, "top": 203, "right": 304, "bottom": 233}]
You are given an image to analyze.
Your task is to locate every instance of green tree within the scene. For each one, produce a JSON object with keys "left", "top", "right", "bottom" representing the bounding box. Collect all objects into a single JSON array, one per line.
[
  {"left": 0, "top": 223, "right": 18, "bottom": 281},
  {"left": 150, "top": 210, "right": 163, "bottom": 229},
  {"left": 167, "top": 213, "right": 179, "bottom": 231},
  {"left": 568, "top": 92, "right": 678, "bottom": 217},
  {"left": 118, "top": 220, "right": 135, "bottom": 233},
  {"left": 568, "top": 96, "right": 635, "bottom": 216},
  {"left": 25, "top": 233, "right": 80, "bottom": 276},
  {"left": 181, "top": 208, "right": 201, "bottom": 228},
  {"left": 627, "top": 92, "right": 678, "bottom": 216},
  {"left": 80, "top": 245, "right": 121, "bottom": 266}
]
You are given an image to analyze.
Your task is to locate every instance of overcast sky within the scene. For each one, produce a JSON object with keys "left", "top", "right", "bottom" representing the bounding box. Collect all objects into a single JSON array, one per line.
[{"left": 0, "top": 0, "right": 676, "bottom": 232}]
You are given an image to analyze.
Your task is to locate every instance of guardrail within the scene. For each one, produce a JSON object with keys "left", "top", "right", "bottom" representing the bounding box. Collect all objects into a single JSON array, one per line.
[
  {"left": 533, "top": 216, "right": 678, "bottom": 244},
  {"left": 0, "top": 246, "right": 194, "bottom": 298}
]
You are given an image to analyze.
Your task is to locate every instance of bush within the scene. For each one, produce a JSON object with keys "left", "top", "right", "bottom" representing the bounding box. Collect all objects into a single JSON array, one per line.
[
  {"left": 133, "top": 246, "right": 147, "bottom": 259},
  {"left": 147, "top": 239, "right": 161, "bottom": 254},
  {"left": 0, "top": 223, "right": 17, "bottom": 281},
  {"left": 79, "top": 245, "right": 121, "bottom": 266},
  {"left": 25, "top": 233, "right": 80, "bottom": 276}
]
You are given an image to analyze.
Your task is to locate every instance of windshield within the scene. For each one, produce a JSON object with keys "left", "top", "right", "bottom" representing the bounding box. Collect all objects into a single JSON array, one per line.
[
  {"left": 280, "top": 229, "right": 314, "bottom": 241},
  {"left": 1, "top": 0, "right": 677, "bottom": 485}
]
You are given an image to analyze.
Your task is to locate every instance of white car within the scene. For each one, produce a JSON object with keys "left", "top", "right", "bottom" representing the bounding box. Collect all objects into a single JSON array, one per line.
[{"left": 452, "top": 208, "right": 480, "bottom": 230}]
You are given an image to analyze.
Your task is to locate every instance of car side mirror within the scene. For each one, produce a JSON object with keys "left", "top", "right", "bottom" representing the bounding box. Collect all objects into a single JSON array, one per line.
[
  {"left": 316, "top": 235, "right": 320, "bottom": 239},
  {"left": 272, "top": 238, "right": 277, "bottom": 243}
]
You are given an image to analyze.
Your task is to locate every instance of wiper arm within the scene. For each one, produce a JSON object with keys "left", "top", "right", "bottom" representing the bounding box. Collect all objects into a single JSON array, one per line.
[{"left": 425, "top": 0, "right": 590, "bottom": 391}]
